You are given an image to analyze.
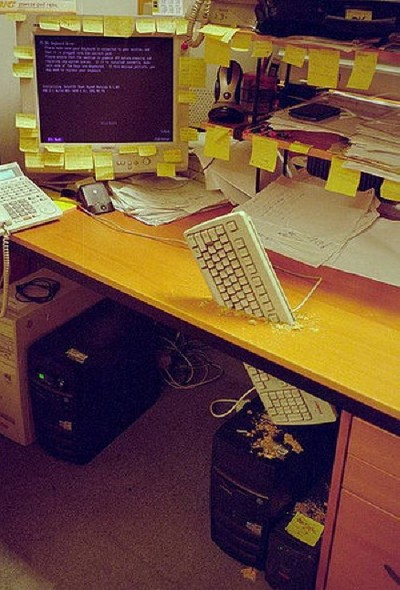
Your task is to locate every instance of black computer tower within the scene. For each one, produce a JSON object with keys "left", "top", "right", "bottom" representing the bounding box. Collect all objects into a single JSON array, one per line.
[
  {"left": 28, "top": 299, "right": 160, "bottom": 464},
  {"left": 210, "top": 399, "right": 336, "bottom": 570},
  {"left": 265, "top": 480, "right": 330, "bottom": 590}
]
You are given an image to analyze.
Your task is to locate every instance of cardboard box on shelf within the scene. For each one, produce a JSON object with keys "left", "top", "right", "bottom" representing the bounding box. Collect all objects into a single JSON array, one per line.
[{"left": 0, "top": 269, "right": 102, "bottom": 445}]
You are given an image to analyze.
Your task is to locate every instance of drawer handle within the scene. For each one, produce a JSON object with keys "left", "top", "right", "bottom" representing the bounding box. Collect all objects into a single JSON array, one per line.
[{"left": 384, "top": 564, "right": 400, "bottom": 586}]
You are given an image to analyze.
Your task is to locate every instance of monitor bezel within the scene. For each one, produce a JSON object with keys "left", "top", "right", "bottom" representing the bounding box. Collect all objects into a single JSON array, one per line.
[{"left": 17, "top": 14, "right": 189, "bottom": 178}]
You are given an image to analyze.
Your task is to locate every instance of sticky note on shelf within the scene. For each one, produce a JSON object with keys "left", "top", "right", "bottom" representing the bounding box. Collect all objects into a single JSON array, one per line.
[
  {"left": 283, "top": 45, "right": 307, "bottom": 68},
  {"left": 289, "top": 141, "right": 311, "bottom": 154},
  {"left": 250, "top": 135, "right": 278, "bottom": 172},
  {"left": 231, "top": 32, "right": 252, "bottom": 52},
  {"left": 381, "top": 179, "right": 400, "bottom": 201},
  {"left": 204, "top": 126, "right": 232, "bottom": 161},
  {"left": 325, "top": 156, "right": 360, "bottom": 197},
  {"left": 346, "top": 51, "right": 378, "bottom": 90},
  {"left": 251, "top": 40, "right": 273, "bottom": 58},
  {"left": 285, "top": 512, "right": 324, "bottom": 547},
  {"left": 308, "top": 48, "right": 340, "bottom": 88}
]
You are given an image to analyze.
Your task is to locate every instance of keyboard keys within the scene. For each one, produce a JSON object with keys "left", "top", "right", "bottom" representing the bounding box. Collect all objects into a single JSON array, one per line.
[{"left": 184, "top": 211, "right": 295, "bottom": 325}]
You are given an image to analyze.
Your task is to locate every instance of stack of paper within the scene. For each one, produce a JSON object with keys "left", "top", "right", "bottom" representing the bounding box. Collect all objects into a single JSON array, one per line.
[
  {"left": 238, "top": 173, "right": 379, "bottom": 267},
  {"left": 109, "top": 176, "right": 227, "bottom": 225},
  {"left": 345, "top": 109, "right": 400, "bottom": 182},
  {"left": 267, "top": 92, "right": 396, "bottom": 139}
]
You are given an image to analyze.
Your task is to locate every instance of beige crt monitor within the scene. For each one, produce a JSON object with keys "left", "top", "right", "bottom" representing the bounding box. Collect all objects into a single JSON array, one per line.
[{"left": 16, "top": 15, "right": 189, "bottom": 178}]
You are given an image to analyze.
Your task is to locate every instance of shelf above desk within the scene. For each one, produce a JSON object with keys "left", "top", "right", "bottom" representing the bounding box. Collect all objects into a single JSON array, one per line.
[{"left": 11, "top": 208, "right": 400, "bottom": 433}]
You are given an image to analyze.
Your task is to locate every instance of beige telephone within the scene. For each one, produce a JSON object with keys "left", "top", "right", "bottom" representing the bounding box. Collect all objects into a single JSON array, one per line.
[{"left": 185, "top": 0, "right": 256, "bottom": 47}]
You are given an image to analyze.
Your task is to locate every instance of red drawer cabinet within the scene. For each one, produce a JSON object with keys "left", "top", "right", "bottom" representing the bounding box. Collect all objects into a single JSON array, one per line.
[{"left": 317, "top": 413, "right": 400, "bottom": 590}]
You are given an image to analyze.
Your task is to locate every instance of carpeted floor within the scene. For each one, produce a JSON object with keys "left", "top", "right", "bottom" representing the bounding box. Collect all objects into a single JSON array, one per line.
[{"left": 0, "top": 345, "right": 274, "bottom": 590}]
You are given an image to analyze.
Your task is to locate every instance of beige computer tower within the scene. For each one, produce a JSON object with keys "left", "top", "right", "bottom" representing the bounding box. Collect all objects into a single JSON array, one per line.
[{"left": 0, "top": 269, "right": 102, "bottom": 445}]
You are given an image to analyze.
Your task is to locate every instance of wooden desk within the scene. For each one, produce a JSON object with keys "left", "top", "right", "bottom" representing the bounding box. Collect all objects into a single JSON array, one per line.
[{"left": 11, "top": 207, "right": 400, "bottom": 434}]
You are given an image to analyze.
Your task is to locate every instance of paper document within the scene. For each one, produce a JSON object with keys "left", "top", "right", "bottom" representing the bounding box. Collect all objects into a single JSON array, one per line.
[
  {"left": 109, "top": 176, "right": 227, "bottom": 225},
  {"left": 238, "top": 173, "right": 379, "bottom": 267},
  {"left": 268, "top": 92, "right": 398, "bottom": 139}
]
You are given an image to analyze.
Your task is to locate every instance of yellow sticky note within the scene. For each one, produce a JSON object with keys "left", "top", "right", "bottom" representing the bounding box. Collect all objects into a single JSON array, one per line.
[
  {"left": 199, "top": 24, "right": 234, "bottom": 37},
  {"left": 119, "top": 145, "right": 138, "bottom": 154},
  {"left": 381, "top": 179, "right": 400, "bottom": 202},
  {"left": 64, "top": 146, "right": 93, "bottom": 171},
  {"left": 204, "top": 36, "right": 231, "bottom": 67},
  {"left": 12, "top": 62, "right": 33, "bottom": 79},
  {"left": 283, "top": 45, "right": 307, "bottom": 68},
  {"left": 175, "top": 18, "right": 188, "bottom": 36},
  {"left": 178, "top": 89, "right": 197, "bottom": 104},
  {"left": 289, "top": 141, "right": 311, "bottom": 154},
  {"left": 157, "top": 162, "right": 176, "bottom": 177},
  {"left": 13, "top": 46, "right": 34, "bottom": 60},
  {"left": 5, "top": 13, "right": 26, "bottom": 22},
  {"left": 231, "top": 32, "right": 252, "bottom": 52},
  {"left": 15, "top": 113, "right": 37, "bottom": 129},
  {"left": 163, "top": 149, "right": 182, "bottom": 163},
  {"left": 325, "top": 156, "right": 361, "bottom": 197},
  {"left": 60, "top": 16, "right": 81, "bottom": 32},
  {"left": 180, "top": 127, "right": 199, "bottom": 142},
  {"left": 179, "top": 57, "right": 206, "bottom": 88},
  {"left": 250, "top": 135, "right": 278, "bottom": 172},
  {"left": 19, "top": 128, "right": 38, "bottom": 139},
  {"left": 44, "top": 151, "right": 65, "bottom": 168},
  {"left": 104, "top": 16, "right": 134, "bottom": 37},
  {"left": 39, "top": 17, "right": 61, "bottom": 31},
  {"left": 136, "top": 18, "right": 156, "bottom": 33},
  {"left": 346, "top": 51, "right": 378, "bottom": 90},
  {"left": 19, "top": 137, "right": 39, "bottom": 153},
  {"left": 308, "top": 48, "right": 340, "bottom": 88},
  {"left": 138, "top": 145, "right": 157, "bottom": 157},
  {"left": 94, "top": 151, "right": 115, "bottom": 181},
  {"left": 25, "top": 152, "right": 45, "bottom": 169},
  {"left": 156, "top": 18, "right": 175, "bottom": 34},
  {"left": 204, "top": 126, "right": 232, "bottom": 161},
  {"left": 285, "top": 513, "right": 324, "bottom": 547},
  {"left": 44, "top": 144, "right": 65, "bottom": 153},
  {"left": 82, "top": 17, "right": 104, "bottom": 34},
  {"left": 251, "top": 40, "right": 273, "bottom": 58}
]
